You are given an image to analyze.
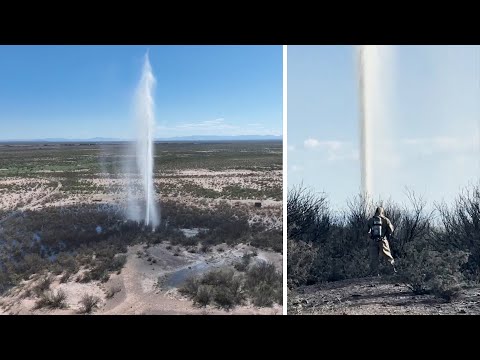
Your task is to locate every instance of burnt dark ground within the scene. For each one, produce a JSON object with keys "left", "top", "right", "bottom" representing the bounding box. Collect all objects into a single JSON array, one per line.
[{"left": 288, "top": 276, "right": 480, "bottom": 315}]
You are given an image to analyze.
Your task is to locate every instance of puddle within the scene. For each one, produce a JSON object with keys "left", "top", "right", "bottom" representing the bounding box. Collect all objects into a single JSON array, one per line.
[
  {"left": 179, "top": 228, "right": 208, "bottom": 238},
  {"left": 163, "top": 262, "right": 212, "bottom": 289}
]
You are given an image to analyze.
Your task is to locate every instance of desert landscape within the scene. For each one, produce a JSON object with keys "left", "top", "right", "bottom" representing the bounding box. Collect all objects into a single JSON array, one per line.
[{"left": 0, "top": 140, "right": 283, "bottom": 315}]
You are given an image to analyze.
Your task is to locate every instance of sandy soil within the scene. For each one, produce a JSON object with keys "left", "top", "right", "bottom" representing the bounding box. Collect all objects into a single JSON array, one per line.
[
  {"left": 0, "top": 171, "right": 282, "bottom": 228},
  {"left": 0, "top": 180, "right": 61, "bottom": 220},
  {"left": 288, "top": 277, "right": 480, "bottom": 315},
  {"left": 88, "top": 169, "right": 281, "bottom": 197},
  {"left": 0, "top": 243, "right": 282, "bottom": 315}
]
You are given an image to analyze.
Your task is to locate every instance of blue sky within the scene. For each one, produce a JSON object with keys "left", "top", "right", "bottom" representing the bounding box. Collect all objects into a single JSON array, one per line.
[
  {"left": 288, "top": 45, "right": 480, "bottom": 208},
  {"left": 0, "top": 45, "right": 282, "bottom": 139}
]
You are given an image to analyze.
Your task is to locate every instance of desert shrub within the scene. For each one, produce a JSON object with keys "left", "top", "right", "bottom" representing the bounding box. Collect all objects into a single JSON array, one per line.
[
  {"left": 78, "top": 294, "right": 100, "bottom": 314},
  {"left": 388, "top": 190, "right": 433, "bottom": 259},
  {"left": 179, "top": 276, "right": 200, "bottom": 297},
  {"left": 105, "top": 286, "right": 121, "bottom": 299},
  {"left": 293, "top": 193, "right": 371, "bottom": 283},
  {"left": 287, "top": 239, "right": 317, "bottom": 288},
  {"left": 60, "top": 272, "right": 71, "bottom": 283},
  {"left": 249, "top": 229, "right": 283, "bottom": 253},
  {"left": 436, "top": 184, "right": 480, "bottom": 280},
  {"left": 288, "top": 184, "right": 333, "bottom": 245},
  {"left": 195, "top": 285, "right": 213, "bottom": 307},
  {"left": 234, "top": 252, "right": 255, "bottom": 272},
  {"left": 19, "top": 254, "right": 48, "bottom": 278},
  {"left": 52, "top": 253, "right": 79, "bottom": 276},
  {"left": 180, "top": 268, "right": 245, "bottom": 310},
  {"left": 206, "top": 269, "right": 244, "bottom": 310},
  {"left": 110, "top": 254, "right": 127, "bottom": 272},
  {"left": 34, "top": 289, "right": 67, "bottom": 310},
  {"left": 81, "top": 254, "right": 126, "bottom": 283},
  {"left": 398, "top": 239, "right": 468, "bottom": 301},
  {"left": 244, "top": 262, "right": 282, "bottom": 306},
  {"left": 33, "top": 275, "right": 54, "bottom": 296},
  {"left": 0, "top": 271, "right": 13, "bottom": 294},
  {"left": 163, "top": 228, "right": 189, "bottom": 246},
  {"left": 162, "top": 200, "right": 274, "bottom": 250},
  {"left": 199, "top": 243, "right": 211, "bottom": 253}
]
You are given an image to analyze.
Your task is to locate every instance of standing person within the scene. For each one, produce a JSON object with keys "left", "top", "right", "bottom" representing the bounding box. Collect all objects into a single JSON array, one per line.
[{"left": 367, "top": 206, "right": 397, "bottom": 275}]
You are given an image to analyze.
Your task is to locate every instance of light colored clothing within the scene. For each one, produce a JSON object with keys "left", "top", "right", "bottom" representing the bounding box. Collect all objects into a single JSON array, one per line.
[
  {"left": 369, "top": 238, "right": 395, "bottom": 273},
  {"left": 367, "top": 207, "right": 396, "bottom": 274}
]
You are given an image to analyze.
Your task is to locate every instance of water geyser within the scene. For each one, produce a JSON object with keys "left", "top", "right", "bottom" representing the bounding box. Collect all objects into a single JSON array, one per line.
[{"left": 129, "top": 51, "right": 160, "bottom": 228}]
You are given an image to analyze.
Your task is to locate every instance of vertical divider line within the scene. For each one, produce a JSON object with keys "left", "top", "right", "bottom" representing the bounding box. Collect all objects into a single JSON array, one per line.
[{"left": 282, "top": 44, "right": 288, "bottom": 314}]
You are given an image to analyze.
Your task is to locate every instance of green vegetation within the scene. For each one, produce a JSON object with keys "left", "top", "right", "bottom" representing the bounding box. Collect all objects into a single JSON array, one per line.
[
  {"left": 0, "top": 141, "right": 281, "bottom": 180},
  {"left": 0, "top": 142, "right": 282, "bottom": 201}
]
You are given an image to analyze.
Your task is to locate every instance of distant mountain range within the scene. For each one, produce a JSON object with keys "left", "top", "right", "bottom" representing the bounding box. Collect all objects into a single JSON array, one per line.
[
  {"left": 0, "top": 135, "right": 282, "bottom": 143},
  {"left": 158, "top": 135, "right": 282, "bottom": 141}
]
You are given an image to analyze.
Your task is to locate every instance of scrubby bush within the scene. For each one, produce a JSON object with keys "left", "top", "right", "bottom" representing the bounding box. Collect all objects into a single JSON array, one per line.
[
  {"left": 436, "top": 185, "right": 480, "bottom": 280},
  {"left": 398, "top": 240, "right": 468, "bottom": 301},
  {"left": 33, "top": 275, "right": 54, "bottom": 296},
  {"left": 19, "top": 254, "right": 48, "bottom": 278},
  {"left": 287, "top": 185, "right": 333, "bottom": 245},
  {"left": 81, "top": 253, "right": 127, "bottom": 283},
  {"left": 234, "top": 252, "right": 255, "bottom": 272},
  {"left": 195, "top": 285, "right": 213, "bottom": 307},
  {"left": 179, "top": 268, "right": 245, "bottom": 310},
  {"left": 245, "top": 262, "right": 282, "bottom": 306},
  {"left": 200, "top": 268, "right": 244, "bottom": 310},
  {"left": 34, "top": 289, "right": 67, "bottom": 310},
  {"left": 162, "top": 200, "right": 281, "bottom": 252},
  {"left": 180, "top": 263, "right": 282, "bottom": 310},
  {"left": 179, "top": 277, "right": 199, "bottom": 297},
  {"left": 287, "top": 239, "right": 317, "bottom": 288},
  {"left": 105, "top": 286, "right": 121, "bottom": 299},
  {"left": 78, "top": 294, "right": 100, "bottom": 314},
  {"left": 249, "top": 229, "right": 282, "bottom": 253}
]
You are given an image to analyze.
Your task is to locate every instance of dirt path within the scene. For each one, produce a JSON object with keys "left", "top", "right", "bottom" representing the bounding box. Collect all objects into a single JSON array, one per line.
[{"left": 288, "top": 277, "right": 480, "bottom": 315}]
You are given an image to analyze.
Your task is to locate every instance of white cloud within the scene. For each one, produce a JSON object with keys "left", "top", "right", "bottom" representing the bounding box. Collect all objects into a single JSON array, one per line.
[
  {"left": 401, "top": 136, "right": 477, "bottom": 155},
  {"left": 291, "top": 165, "right": 304, "bottom": 172},
  {"left": 303, "top": 138, "right": 357, "bottom": 162},
  {"left": 304, "top": 138, "right": 343, "bottom": 151},
  {"left": 156, "top": 118, "right": 281, "bottom": 137},
  {"left": 304, "top": 138, "right": 320, "bottom": 149}
]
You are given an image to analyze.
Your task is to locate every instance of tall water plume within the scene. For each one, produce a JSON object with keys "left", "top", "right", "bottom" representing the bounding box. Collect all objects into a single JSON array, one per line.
[{"left": 127, "top": 51, "right": 160, "bottom": 228}]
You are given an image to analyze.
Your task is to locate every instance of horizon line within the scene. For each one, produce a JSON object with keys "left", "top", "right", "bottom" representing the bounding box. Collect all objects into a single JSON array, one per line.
[{"left": 0, "top": 134, "right": 283, "bottom": 142}]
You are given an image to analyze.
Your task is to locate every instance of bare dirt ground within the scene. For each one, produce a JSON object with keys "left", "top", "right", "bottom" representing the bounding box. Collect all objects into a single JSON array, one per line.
[
  {"left": 288, "top": 277, "right": 480, "bottom": 315},
  {"left": 0, "top": 243, "right": 282, "bottom": 315}
]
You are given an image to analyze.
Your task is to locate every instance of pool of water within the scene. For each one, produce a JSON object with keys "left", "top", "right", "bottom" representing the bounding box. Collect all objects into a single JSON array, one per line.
[
  {"left": 163, "top": 262, "right": 212, "bottom": 289},
  {"left": 179, "top": 228, "right": 208, "bottom": 238}
]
